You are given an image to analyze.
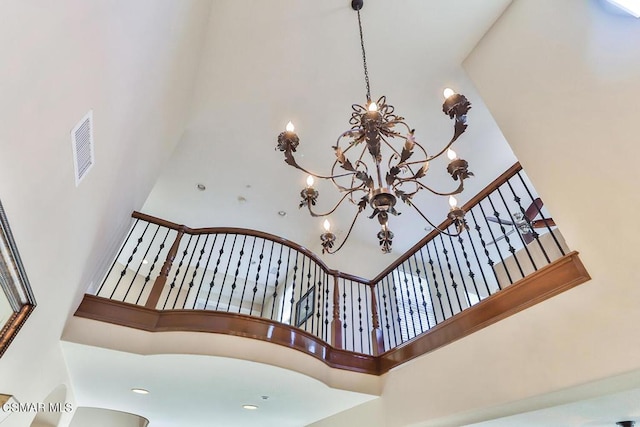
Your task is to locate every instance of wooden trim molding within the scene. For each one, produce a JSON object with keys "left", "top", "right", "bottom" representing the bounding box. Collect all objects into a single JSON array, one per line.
[
  {"left": 75, "top": 251, "right": 589, "bottom": 376},
  {"left": 75, "top": 294, "right": 378, "bottom": 374},
  {"left": 378, "top": 251, "right": 590, "bottom": 373}
]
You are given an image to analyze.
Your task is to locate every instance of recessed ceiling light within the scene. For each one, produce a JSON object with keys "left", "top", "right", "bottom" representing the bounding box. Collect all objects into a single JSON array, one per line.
[
  {"left": 196, "top": 183, "right": 206, "bottom": 191},
  {"left": 242, "top": 404, "right": 258, "bottom": 410},
  {"left": 131, "top": 388, "right": 149, "bottom": 395},
  {"left": 606, "top": 0, "right": 640, "bottom": 17},
  {"left": 278, "top": 211, "right": 287, "bottom": 217}
]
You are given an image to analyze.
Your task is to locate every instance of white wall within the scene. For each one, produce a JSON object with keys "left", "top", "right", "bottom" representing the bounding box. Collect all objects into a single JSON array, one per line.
[
  {"left": 0, "top": 1, "right": 211, "bottom": 426},
  {"left": 311, "top": 1, "right": 640, "bottom": 425}
]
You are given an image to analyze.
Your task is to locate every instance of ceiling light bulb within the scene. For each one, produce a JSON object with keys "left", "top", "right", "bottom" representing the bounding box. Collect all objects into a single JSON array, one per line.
[
  {"left": 447, "top": 148, "right": 458, "bottom": 160},
  {"left": 368, "top": 102, "right": 378, "bottom": 112},
  {"left": 306, "top": 175, "right": 314, "bottom": 187},
  {"left": 323, "top": 219, "right": 331, "bottom": 232},
  {"left": 448, "top": 196, "right": 458, "bottom": 209},
  {"left": 443, "top": 88, "right": 455, "bottom": 99},
  {"left": 131, "top": 388, "right": 149, "bottom": 395},
  {"left": 286, "top": 121, "right": 295, "bottom": 132},
  {"left": 243, "top": 405, "right": 258, "bottom": 410}
]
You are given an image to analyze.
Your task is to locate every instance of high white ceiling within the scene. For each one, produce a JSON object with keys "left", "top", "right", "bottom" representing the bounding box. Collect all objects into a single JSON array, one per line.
[
  {"left": 59, "top": 2, "right": 515, "bottom": 426},
  {"left": 141, "top": 0, "right": 516, "bottom": 278},
  {"left": 62, "top": 341, "right": 376, "bottom": 427}
]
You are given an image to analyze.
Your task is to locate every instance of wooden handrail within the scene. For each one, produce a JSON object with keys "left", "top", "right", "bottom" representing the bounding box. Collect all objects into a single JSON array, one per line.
[{"left": 131, "top": 211, "right": 370, "bottom": 285}]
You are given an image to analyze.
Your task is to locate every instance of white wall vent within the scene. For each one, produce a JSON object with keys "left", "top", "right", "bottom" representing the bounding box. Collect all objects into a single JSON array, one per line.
[{"left": 71, "top": 110, "right": 95, "bottom": 186}]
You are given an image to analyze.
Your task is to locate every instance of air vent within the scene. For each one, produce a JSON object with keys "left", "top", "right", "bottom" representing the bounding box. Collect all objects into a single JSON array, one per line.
[{"left": 71, "top": 110, "right": 95, "bottom": 186}]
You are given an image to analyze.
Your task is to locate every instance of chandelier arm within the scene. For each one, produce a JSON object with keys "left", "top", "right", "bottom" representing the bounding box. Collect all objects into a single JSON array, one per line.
[
  {"left": 321, "top": 209, "right": 363, "bottom": 254},
  {"left": 425, "top": 122, "right": 468, "bottom": 162},
  {"left": 288, "top": 157, "right": 359, "bottom": 181},
  {"left": 347, "top": 153, "right": 370, "bottom": 204},
  {"left": 329, "top": 143, "right": 370, "bottom": 193},
  {"left": 379, "top": 134, "right": 417, "bottom": 177},
  {"left": 387, "top": 120, "right": 413, "bottom": 133},
  {"left": 394, "top": 179, "right": 465, "bottom": 197},
  {"left": 409, "top": 203, "right": 463, "bottom": 238},
  {"left": 305, "top": 188, "right": 364, "bottom": 217},
  {"left": 389, "top": 136, "right": 430, "bottom": 169}
]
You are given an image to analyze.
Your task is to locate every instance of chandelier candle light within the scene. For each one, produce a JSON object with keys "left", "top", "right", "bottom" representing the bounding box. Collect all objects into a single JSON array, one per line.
[{"left": 276, "top": 0, "right": 473, "bottom": 254}]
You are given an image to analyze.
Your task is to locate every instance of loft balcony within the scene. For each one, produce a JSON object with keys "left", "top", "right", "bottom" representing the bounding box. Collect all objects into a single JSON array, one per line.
[{"left": 72, "top": 163, "right": 589, "bottom": 375}]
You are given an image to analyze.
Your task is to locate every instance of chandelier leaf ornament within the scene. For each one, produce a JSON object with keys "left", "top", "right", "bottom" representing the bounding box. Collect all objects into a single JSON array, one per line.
[{"left": 276, "top": 0, "right": 473, "bottom": 254}]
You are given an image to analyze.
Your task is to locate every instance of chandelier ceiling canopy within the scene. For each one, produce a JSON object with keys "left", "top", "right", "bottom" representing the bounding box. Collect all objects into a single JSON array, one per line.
[{"left": 276, "top": 0, "right": 473, "bottom": 254}]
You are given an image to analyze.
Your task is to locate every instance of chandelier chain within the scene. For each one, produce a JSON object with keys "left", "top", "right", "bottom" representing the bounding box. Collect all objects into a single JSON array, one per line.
[{"left": 357, "top": 9, "right": 371, "bottom": 102}]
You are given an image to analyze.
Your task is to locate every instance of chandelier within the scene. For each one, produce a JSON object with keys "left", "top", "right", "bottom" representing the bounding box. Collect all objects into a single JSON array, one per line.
[{"left": 276, "top": 0, "right": 473, "bottom": 254}]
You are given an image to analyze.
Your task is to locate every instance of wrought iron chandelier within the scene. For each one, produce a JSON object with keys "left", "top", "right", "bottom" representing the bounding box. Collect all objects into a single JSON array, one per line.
[{"left": 276, "top": 0, "right": 473, "bottom": 254}]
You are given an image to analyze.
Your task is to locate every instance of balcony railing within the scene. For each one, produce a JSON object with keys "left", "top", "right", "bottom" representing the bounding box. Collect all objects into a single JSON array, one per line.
[{"left": 77, "top": 163, "right": 590, "bottom": 374}]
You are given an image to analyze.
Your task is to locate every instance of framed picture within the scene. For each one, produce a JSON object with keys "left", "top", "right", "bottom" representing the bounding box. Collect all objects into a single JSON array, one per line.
[
  {"left": 295, "top": 286, "right": 315, "bottom": 327},
  {"left": 0, "top": 199, "right": 36, "bottom": 358}
]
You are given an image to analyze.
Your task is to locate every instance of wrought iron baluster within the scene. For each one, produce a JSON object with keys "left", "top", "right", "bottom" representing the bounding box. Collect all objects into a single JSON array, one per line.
[
  {"left": 278, "top": 246, "right": 293, "bottom": 322},
  {"left": 399, "top": 263, "right": 418, "bottom": 339},
  {"left": 215, "top": 234, "right": 238, "bottom": 311},
  {"left": 270, "top": 244, "right": 285, "bottom": 321},
  {"left": 388, "top": 272, "right": 404, "bottom": 344},
  {"left": 446, "top": 231, "right": 473, "bottom": 309},
  {"left": 410, "top": 254, "right": 431, "bottom": 331},
  {"left": 495, "top": 187, "right": 529, "bottom": 280},
  {"left": 163, "top": 234, "right": 193, "bottom": 309},
  {"left": 323, "top": 272, "right": 330, "bottom": 342},
  {"left": 352, "top": 280, "right": 357, "bottom": 352},
  {"left": 486, "top": 194, "right": 524, "bottom": 282},
  {"left": 171, "top": 234, "right": 200, "bottom": 309},
  {"left": 506, "top": 181, "right": 542, "bottom": 267},
  {"left": 136, "top": 227, "right": 171, "bottom": 305},
  {"left": 98, "top": 218, "right": 139, "bottom": 297},
  {"left": 288, "top": 251, "right": 300, "bottom": 324},
  {"left": 252, "top": 239, "right": 267, "bottom": 316},
  {"left": 454, "top": 228, "right": 481, "bottom": 306},
  {"left": 303, "top": 256, "right": 312, "bottom": 332},
  {"left": 478, "top": 201, "right": 512, "bottom": 287},
  {"left": 427, "top": 239, "right": 453, "bottom": 319},
  {"left": 192, "top": 233, "right": 218, "bottom": 309},
  {"left": 239, "top": 236, "right": 258, "bottom": 314},
  {"left": 111, "top": 222, "right": 150, "bottom": 300},
  {"left": 463, "top": 210, "right": 493, "bottom": 298},
  {"left": 341, "top": 279, "right": 348, "bottom": 349},
  {"left": 226, "top": 235, "right": 247, "bottom": 312},
  {"left": 417, "top": 248, "right": 438, "bottom": 326},
  {"left": 315, "top": 265, "right": 323, "bottom": 338},
  {"left": 182, "top": 234, "right": 210, "bottom": 309},
  {"left": 124, "top": 224, "right": 160, "bottom": 303},
  {"left": 259, "top": 240, "right": 276, "bottom": 318},
  {"left": 379, "top": 277, "right": 393, "bottom": 349},
  {"left": 205, "top": 234, "right": 227, "bottom": 309},
  {"left": 356, "top": 281, "right": 364, "bottom": 352},
  {"left": 438, "top": 233, "right": 463, "bottom": 314}
]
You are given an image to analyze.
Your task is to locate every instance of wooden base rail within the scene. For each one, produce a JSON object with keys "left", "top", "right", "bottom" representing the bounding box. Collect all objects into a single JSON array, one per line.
[{"left": 76, "top": 251, "right": 589, "bottom": 375}]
